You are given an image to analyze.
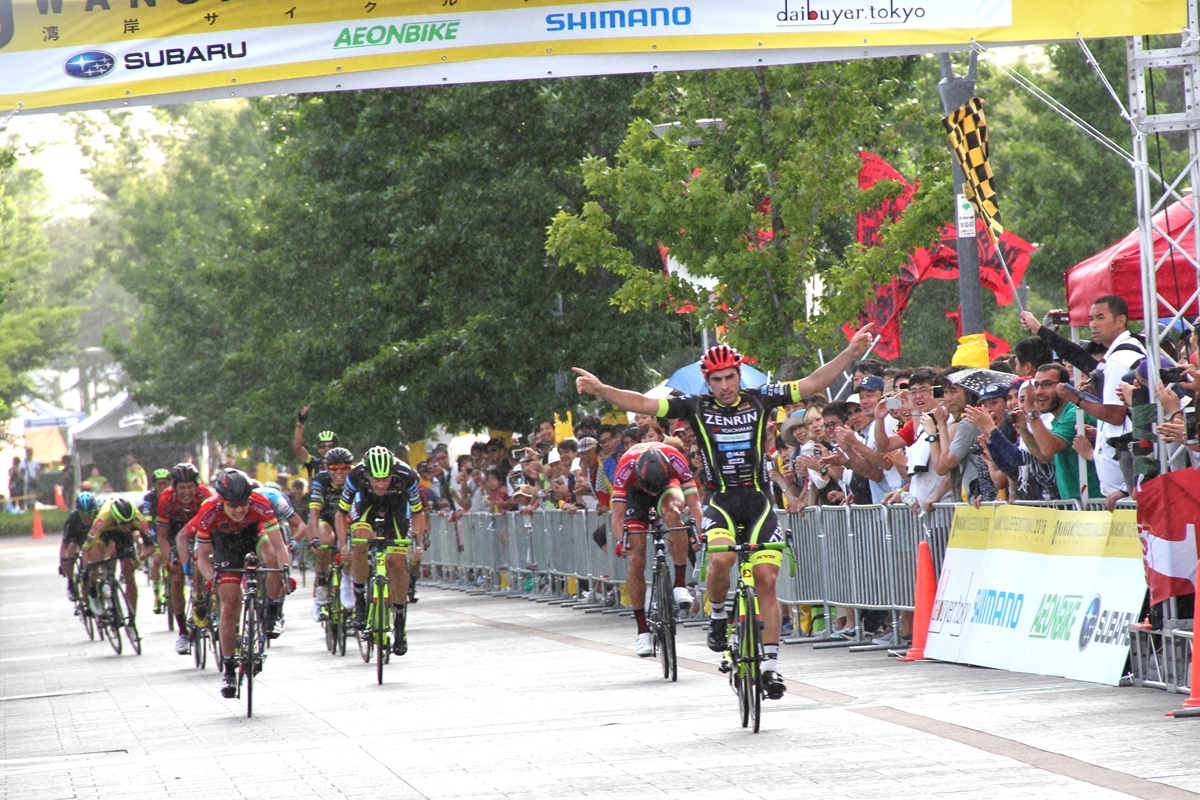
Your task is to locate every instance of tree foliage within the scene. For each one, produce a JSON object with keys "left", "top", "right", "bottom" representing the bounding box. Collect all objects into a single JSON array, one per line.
[
  {"left": 547, "top": 60, "right": 951, "bottom": 379},
  {"left": 91, "top": 81, "right": 688, "bottom": 449}
]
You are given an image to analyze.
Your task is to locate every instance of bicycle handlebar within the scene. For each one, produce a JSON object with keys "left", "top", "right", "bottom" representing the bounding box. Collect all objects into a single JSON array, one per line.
[{"left": 706, "top": 541, "right": 788, "bottom": 553}]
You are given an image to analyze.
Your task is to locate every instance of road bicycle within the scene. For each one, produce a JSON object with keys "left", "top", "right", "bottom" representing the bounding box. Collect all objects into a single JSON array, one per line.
[
  {"left": 354, "top": 531, "right": 412, "bottom": 685},
  {"left": 186, "top": 579, "right": 213, "bottom": 670},
  {"left": 627, "top": 512, "right": 695, "bottom": 683},
  {"left": 703, "top": 538, "right": 794, "bottom": 732},
  {"left": 65, "top": 554, "right": 95, "bottom": 641},
  {"left": 87, "top": 556, "right": 142, "bottom": 656},
  {"left": 322, "top": 548, "right": 348, "bottom": 657},
  {"left": 216, "top": 554, "right": 289, "bottom": 718}
]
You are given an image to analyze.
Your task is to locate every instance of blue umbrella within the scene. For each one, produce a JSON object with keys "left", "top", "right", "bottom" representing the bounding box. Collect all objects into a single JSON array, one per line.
[{"left": 665, "top": 361, "right": 770, "bottom": 396}]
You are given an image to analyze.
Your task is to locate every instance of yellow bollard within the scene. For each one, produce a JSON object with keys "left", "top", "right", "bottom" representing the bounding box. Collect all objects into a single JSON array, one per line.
[
  {"left": 567, "top": 575, "right": 577, "bottom": 596},
  {"left": 619, "top": 583, "right": 630, "bottom": 608},
  {"left": 499, "top": 572, "right": 508, "bottom": 590}
]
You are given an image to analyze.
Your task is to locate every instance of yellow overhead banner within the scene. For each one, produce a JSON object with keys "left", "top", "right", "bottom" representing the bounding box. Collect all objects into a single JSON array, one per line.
[{"left": 0, "top": 0, "right": 1185, "bottom": 114}]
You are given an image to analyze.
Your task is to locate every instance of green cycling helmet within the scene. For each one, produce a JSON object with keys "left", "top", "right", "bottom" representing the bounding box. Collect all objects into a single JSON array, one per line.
[
  {"left": 317, "top": 430, "right": 339, "bottom": 444},
  {"left": 365, "top": 446, "right": 394, "bottom": 479},
  {"left": 109, "top": 498, "right": 135, "bottom": 523},
  {"left": 152, "top": 468, "right": 171, "bottom": 482}
]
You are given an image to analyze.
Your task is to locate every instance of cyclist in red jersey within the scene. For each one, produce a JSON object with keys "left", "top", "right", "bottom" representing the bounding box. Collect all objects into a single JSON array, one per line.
[
  {"left": 611, "top": 442, "right": 704, "bottom": 656},
  {"left": 181, "top": 470, "right": 289, "bottom": 698},
  {"left": 157, "top": 463, "right": 214, "bottom": 655},
  {"left": 573, "top": 324, "right": 872, "bottom": 698}
]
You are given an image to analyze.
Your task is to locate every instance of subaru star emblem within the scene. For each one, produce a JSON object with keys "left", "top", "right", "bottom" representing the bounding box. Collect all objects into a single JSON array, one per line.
[
  {"left": 1078, "top": 594, "right": 1101, "bottom": 651},
  {"left": 64, "top": 51, "right": 116, "bottom": 79}
]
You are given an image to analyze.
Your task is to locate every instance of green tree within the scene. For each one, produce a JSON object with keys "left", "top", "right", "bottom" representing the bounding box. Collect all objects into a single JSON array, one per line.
[
  {"left": 92, "top": 80, "right": 688, "bottom": 449},
  {"left": 547, "top": 60, "right": 952, "bottom": 380}
]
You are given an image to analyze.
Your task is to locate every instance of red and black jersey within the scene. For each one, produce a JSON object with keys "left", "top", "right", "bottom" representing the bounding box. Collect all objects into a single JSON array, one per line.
[
  {"left": 156, "top": 484, "right": 215, "bottom": 526},
  {"left": 611, "top": 442, "right": 698, "bottom": 503},
  {"left": 181, "top": 491, "right": 280, "bottom": 545}
]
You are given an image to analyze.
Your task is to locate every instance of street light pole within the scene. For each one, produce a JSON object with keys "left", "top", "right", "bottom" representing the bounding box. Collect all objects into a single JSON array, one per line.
[{"left": 937, "top": 52, "right": 986, "bottom": 338}]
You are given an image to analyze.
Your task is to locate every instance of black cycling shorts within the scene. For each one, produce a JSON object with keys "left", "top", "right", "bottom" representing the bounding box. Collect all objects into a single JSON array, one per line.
[
  {"left": 211, "top": 525, "right": 263, "bottom": 582},
  {"left": 62, "top": 523, "right": 89, "bottom": 548},
  {"left": 348, "top": 501, "right": 411, "bottom": 546},
  {"left": 623, "top": 484, "right": 683, "bottom": 532},
  {"left": 99, "top": 528, "right": 138, "bottom": 561},
  {"left": 702, "top": 489, "right": 783, "bottom": 566}
]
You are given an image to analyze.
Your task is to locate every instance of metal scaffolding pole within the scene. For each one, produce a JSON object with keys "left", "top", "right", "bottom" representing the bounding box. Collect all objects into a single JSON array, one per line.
[{"left": 1127, "top": 0, "right": 1200, "bottom": 473}]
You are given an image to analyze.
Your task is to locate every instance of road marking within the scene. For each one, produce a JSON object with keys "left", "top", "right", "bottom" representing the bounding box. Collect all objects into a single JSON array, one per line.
[
  {"left": 0, "top": 653, "right": 67, "bottom": 663},
  {"left": 0, "top": 629, "right": 55, "bottom": 637},
  {"left": 851, "top": 705, "right": 1200, "bottom": 800},
  {"left": 0, "top": 613, "right": 49, "bottom": 620},
  {"left": 0, "top": 689, "right": 94, "bottom": 703}
]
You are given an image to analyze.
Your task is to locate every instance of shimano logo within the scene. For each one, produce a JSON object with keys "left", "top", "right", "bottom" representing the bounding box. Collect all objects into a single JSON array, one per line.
[{"left": 64, "top": 50, "right": 115, "bottom": 79}]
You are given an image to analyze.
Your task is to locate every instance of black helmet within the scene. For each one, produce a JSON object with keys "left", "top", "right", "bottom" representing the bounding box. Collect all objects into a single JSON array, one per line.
[
  {"left": 110, "top": 497, "right": 135, "bottom": 523},
  {"left": 635, "top": 448, "right": 671, "bottom": 495},
  {"left": 324, "top": 446, "right": 354, "bottom": 467},
  {"left": 170, "top": 462, "right": 199, "bottom": 485},
  {"left": 215, "top": 469, "right": 253, "bottom": 502}
]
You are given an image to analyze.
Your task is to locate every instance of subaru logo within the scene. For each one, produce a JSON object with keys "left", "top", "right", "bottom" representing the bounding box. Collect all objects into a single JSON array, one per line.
[
  {"left": 64, "top": 51, "right": 116, "bottom": 79},
  {"left": 1078, "top": 594, "right": 1101, "bottom": 651}
]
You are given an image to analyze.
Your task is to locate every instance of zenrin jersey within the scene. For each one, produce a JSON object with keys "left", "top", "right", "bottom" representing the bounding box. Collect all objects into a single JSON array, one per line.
[{"left": 659, "top": 382, "right": 800, "bottom": 493}]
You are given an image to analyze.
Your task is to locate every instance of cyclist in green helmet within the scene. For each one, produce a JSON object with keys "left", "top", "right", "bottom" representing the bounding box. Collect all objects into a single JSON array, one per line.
[
  {"left": 336, "top": 446, "right": 426, "bottom": 654},
  {"left": 143, "top": 467, "right": 172, "bottom": 614},
  {"left": 83, "top": 497, "right": 154, "bottom": 621}
]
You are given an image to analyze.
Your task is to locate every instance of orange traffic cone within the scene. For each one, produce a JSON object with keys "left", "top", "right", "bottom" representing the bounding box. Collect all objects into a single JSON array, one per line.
[
  {"left": 31, "top": 506, "right": 44, "bottom": 540},
  {"left": 1167, "top": 559, "right": 1200, "bottom": 718},
  {"left": 54, "top": 484, "right": 67, "bottom": 511},
  {"left": 898, "top": 540, "right": 936, "bottom": 662}
]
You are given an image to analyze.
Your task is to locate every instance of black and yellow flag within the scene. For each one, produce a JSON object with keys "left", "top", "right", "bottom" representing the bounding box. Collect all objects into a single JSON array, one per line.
[{"left": 942, "top": 97, "right": 1003, "bottom": 243}]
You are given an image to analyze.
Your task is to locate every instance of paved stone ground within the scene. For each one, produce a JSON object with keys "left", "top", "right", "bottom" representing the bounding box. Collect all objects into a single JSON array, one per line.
[{"left": 3, "top": 535, "right": 1200, "bottom": 800}]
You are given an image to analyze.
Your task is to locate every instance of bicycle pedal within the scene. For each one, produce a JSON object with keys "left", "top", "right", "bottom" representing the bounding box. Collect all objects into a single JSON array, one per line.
[{"left": 718, "top": 660, "right": 732, "bottom": 674}]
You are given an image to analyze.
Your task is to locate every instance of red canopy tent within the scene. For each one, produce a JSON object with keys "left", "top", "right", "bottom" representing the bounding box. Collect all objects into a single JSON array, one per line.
[{"left": 1065, "top": 198, "right": 1199, "bottom": 325}]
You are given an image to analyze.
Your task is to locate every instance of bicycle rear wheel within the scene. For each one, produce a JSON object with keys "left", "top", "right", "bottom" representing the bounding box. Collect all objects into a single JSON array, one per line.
[
  {"left": 115, "top": 583, "right": 141, "bottom": 655},
  {"left": 653, "top": 566, "right": 677, "bottom": 681}
]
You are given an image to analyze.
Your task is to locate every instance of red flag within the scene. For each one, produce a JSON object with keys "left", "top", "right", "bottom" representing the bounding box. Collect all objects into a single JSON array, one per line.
[{"left": 1136, "top": 470, "right": 1200, "bottom": 605}]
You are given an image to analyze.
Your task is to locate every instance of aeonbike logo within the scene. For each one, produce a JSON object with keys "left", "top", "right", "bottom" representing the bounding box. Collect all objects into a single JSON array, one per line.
[{"left": 777, "top": 1, "right": 927, "bottom": 25}]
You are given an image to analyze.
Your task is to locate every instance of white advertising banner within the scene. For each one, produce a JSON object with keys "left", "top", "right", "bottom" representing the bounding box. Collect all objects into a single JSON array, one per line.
[
  {"left": 0, "top": 0, "right": 1184, "bottom": 114},
  {"left": 926, "top": 505, "right": 1145, "bottom": 686}
]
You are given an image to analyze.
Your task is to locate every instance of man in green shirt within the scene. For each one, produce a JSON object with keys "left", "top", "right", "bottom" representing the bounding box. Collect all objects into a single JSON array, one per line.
[
  {"left": 125, "top": 454, "right": 148, "bottom": 492},
  {"left": 1019, "top": 364, "right": 1099, "bottom": 500}
]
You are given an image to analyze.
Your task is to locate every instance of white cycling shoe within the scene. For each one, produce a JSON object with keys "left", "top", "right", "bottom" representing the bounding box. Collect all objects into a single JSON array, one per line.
[
  {"left": 174, "top": 634, "right": 190, "bottom": 655},
  {"left": 635, "top": 631, "right": 655, "bottom": 657},
  {"left": 672, "top": 586, "right": 695, "bottom": 609}
]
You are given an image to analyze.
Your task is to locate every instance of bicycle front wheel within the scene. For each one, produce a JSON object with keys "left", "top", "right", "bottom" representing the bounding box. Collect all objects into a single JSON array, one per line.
[
  {"left": 242, "top": 602, "right": 258, "bottom": 718},
  {"left": 654, "top": 566, "right": 677, "bottom": 682},
  {"left": 740, "top": 585, "right": 763, "bottom": 732},
  {"left": 105, "top": 586, "right": 123, "bottom": 655}
]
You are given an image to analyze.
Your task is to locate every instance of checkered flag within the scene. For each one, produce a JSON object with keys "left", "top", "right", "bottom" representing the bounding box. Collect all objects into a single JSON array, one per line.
[
  {"left": 942, "top": 96, "right": 1024, "bottom": 312},
  {"left": 943, "top": 97, "right": 1003, "bottom": 243}
]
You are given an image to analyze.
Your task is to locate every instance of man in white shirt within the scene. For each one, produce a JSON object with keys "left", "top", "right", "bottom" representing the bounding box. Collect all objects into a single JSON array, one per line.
[{"left": 1069, "top": 295, "right": 1143, "bottom": 499}]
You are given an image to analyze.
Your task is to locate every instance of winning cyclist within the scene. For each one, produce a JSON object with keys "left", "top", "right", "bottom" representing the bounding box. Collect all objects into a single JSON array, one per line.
[
  {"left": 83, "top": 497, "right": 155, "bottom": 621},
  {"left": 59, "top": 491, "right": 99, "bottom": 601},
  {"left": 142, "top": 467, "right": 171, "bottom": 614},
  {"left": 337, "top": 446, "right": 427, "bottom": 656},
  {"left": 308, "top": 446, "right": 354, "bottom": 621},
  {"left": 573, "top": 325, "right": 872, "bottom": 699},
  {"left": 182, "top": 470, "right": 289, "bottom": 699},
  {"left": 611, "top": 442, "right": 704, "bottom": 656},
  {"left": 293, "top": 406, "right": 339, "bottom": 480},
  {"left": 156, "top": 463, "right": 214, "bottom": 655}
]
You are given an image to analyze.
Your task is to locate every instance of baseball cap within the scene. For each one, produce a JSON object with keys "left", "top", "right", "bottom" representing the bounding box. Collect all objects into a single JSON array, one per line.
[
  {"left": 978, "top": 382, "right": 1010, "bottom": 402},
  {"left": 547, "top": 449, "right": 562, "bottom": 465},
  {"left": 577, "top": 437, "right": 598, "bottom": 452},
  {"left": 846, "top": 393, "right": 861, "bottom": 405},
  {"left": 857, "top": 375, "right": 886, "bottom": 393}
]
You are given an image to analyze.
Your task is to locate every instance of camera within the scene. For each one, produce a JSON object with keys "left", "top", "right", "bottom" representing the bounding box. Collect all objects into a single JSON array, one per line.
[
  {"left": 1160, "top": 367, "right": 1187, "bottom": 384},
  {"left": 885, "top": 396, "right": 904, "bottom": 410},
  {"left": 1044, "top": 310, "right": 1071, "bottom": 327},
  {"left": 932, "top": 385, "right": 945, "bottom": 399}
]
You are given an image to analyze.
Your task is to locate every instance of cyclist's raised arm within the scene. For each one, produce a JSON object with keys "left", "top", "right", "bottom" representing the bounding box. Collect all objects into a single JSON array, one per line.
[
  {"left": 795, "top": 324, "right": 875, "bottom": 398},
  {"left": 293, "top": 406, "right": 311, "bottom": 463},
  {"left": 572, "top": 367, "right": 662, "bottom": 416}
]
